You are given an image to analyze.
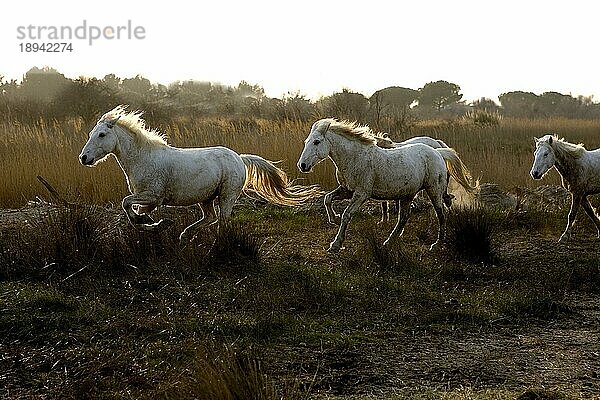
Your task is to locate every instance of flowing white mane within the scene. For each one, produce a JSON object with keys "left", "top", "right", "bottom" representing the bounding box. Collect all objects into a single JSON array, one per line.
[
  {"left": 541, "top": 134, "right": 586, "bottom": 159},
  {"left": 320, "top": 118, "right": 394, "bottom": 148},
  {"left": 100, "top": 105, "right": 168, "bottom": 146}
]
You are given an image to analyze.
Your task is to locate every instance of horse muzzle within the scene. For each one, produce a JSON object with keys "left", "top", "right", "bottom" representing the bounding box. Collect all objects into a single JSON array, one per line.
[
  {"left": 80, "top": 154, "right": 94, "bottom": 166},
  {"left": 298, "top": 162, "right": 312, "bottom": 173},
  {"left": 530, "top": 170, "right": 542, "bottom": 180}
]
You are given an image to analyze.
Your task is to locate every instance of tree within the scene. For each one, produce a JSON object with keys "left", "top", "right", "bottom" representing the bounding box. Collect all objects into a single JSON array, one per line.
[
  {"left": 370, "top": 86, "right": 418, "bottom": 130},
  {"left": 121, "top": 75, "right": 154, "bottom": 103},
  {"left": 317, "top": 88, "right": 369, "bottom": 121},
  {"left": 19, "top": 66, "right": 71, "bottom": 103},
  {"left": 236, "top": 81, "right": 264, "bottom": 99},
  {"left": 60, "top": 77, "right": 117, "bottom": 122},
  {"left": 471, "top": 97, "right": 500, "bottom": 112},
  {"left": 102, "top": 74, "right": 121, "bottom": 92},
  {"left": 417, "top": 80, "right": 462, "bottom": 112},
  {"left": 537, "top": 91, "right": 581, "bottom": 118},
  {"left": 498, "top": 91, "right": 539, "bottom": 117}
]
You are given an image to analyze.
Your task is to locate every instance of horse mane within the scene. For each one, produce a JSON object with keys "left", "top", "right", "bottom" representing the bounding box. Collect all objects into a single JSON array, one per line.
[
  {"left": 544, "top": 134, "right": 586, "bottom": 160},
  {"left": 100, "top": 105, "right": 169, "bottom": 146},
  {"left": 374, "top": 132, "right": 395, "bottom": 148},
  {"left": 322, "top": 118, "right": 393, "bottom": 147}
]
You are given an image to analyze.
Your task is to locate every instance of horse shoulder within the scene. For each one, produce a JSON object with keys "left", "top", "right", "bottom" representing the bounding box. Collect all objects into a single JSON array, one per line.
[{"left": 340, "top": 148, "right": 376, "bottom": 192}]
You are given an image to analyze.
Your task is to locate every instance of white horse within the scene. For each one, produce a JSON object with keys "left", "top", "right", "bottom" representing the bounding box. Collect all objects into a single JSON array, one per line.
[
  {"left": 375, "top": 134, "right": 450, "bottom": 222},
  {"left": 79, "top": 106, "right": 321, "bottom": 242},
  {"left": 530, "top": 134, "right": 600, "bottom": 242},
  {"left": 297, "top": 119, "right": 478, "bottom": 252}
]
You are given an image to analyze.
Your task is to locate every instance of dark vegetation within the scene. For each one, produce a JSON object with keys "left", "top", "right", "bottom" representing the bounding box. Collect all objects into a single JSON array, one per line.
[
  {"left": 3, "top": 67, "right": 600, "bottom": 131},
  {"left": 0, "top": 190, "right": 599, "bottom": 398}
]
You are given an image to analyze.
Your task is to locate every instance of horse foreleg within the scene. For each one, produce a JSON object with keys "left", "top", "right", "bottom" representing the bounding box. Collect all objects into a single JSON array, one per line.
[
  {"left": 581, "top": 196, "right": 600, "bottom": 238},
  {"left": 179, "top": 199, "right": 219, "bottom": 243},
  {"left": 328, "top": 191, "right": 368, "bottom": 252},
  {"left": 324, "top": 186, "right": 352, "bottom": 225},
  {"left": 383, "top": 197, "right": 413, "bottom": 247},
  {"left": 559, "top": 193, "right": 583, "bottom": 243},
  {"left": 121, "top": 192, "right": 161, "bottom": 225}
]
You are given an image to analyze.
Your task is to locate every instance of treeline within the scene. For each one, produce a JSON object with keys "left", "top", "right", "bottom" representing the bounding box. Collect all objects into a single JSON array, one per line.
[{"left": 2, "top": 67, "right": 600, "bottom": 129}]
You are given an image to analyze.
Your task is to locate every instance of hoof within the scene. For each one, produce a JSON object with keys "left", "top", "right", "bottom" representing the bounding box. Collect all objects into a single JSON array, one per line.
[
  {"left": 328, "top": 215, "right": 341, "bottom": 226},
  {"left": 179, "top": 232, "right": 190, "bottom": 245},
  {"left": 429, "top": 240, "right": 441, "bottom": 251},
  {"left": 137, "top": 219, "right": 174, "bottom": 232},
  {"left": 327, "top": 242, "right": 342, "bottom": 253},
  {"left": 134, "top": 214, "right": 155, "bottom": 225},
  {"left": 156, "top": 218, "right": 175, "bottom": 230}
]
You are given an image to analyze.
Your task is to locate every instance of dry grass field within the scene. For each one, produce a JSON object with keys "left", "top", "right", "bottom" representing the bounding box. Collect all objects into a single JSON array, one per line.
[
  {"left": 2, "top": 116, "right": 600, "bottom": 208},
  {"left": 0, "top": 115, "right": 599, "bottom": 399}
]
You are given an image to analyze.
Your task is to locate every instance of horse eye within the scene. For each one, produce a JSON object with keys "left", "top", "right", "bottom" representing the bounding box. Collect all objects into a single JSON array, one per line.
[
  {"left": 99, "top": 132, "right": 106, "bottom": 138},
  {"left": 543, "top": 153, "right": 548, "bottom": 158},
  {"left": 313, "top": 140, "right": 321, "bottom": 145}
]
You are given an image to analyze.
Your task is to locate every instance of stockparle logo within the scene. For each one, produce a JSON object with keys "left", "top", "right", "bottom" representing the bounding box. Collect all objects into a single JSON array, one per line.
[{"left": 16, "top": 20, "right": 146, "bottom": 52}]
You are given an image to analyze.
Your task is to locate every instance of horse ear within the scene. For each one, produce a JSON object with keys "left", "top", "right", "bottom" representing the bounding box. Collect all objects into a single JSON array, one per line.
[
  {"left": 321, "top": 120, "right": 331, "bottom": 134},
  {"left": 107, "top": 115, "right": 121, "bottom": 128},
  {"left": 533, "top": 136, "right": 539, "bottom": 142},
  {"left": 548, "top": 136, "right": 553, "bottom": 144}
]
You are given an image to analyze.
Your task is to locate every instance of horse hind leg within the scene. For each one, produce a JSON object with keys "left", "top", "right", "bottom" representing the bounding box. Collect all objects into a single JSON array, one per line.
[
  {"left": 379, "top": 201, "right": 389, "bottom": 224},
  {"left": 425, "top": 186, "right": 447, "bottom": 250},
  {"left": 581, "top": 196, "right": 600, "bottom": 238},
  {"left": 443, "top": 192, "right": 454, "bottom": 208},
  {"left": 383, "top": 197, "right": 413, "bottom": 247},
  {"left": 179, "top": 199, "right": 219, "bottom": 243}
]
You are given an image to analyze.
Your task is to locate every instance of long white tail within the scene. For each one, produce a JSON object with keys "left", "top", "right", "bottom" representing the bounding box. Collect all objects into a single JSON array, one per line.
[
  {"left": 436, "top": 148, "right": 479, "bottom": 194},
  {"left": 240, "top": 154, "right": 323, "bottom": 206}
]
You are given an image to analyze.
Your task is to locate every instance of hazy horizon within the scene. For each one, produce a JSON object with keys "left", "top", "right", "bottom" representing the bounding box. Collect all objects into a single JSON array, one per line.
[{"left": 2, "top": 0, "right": 600, "bottom": 102}]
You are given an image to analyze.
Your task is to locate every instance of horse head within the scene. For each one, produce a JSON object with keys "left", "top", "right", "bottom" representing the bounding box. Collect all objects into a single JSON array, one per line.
[
  {"left": 530, "top": 135, "right": 556, "bottom": 179},
  {"left": 297, "top": 119, "right": 332, "bottom": 173},
  {"left": 79, "top": 115, "right": 121, "bottom": 166}
]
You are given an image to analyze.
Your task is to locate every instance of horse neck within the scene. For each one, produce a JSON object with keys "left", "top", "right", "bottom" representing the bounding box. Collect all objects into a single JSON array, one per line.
[
  {"left": 327, "top": 133, "right": 372, "bottom": 175},
  {"left": 552, "top": 145, "right": 581, "bottom": 182},
  {"left": 111, "top": 126, "right": 145, "bottom": 174}
]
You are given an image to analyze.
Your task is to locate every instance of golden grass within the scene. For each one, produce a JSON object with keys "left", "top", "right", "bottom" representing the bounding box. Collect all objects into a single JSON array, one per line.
[{"left": 1, "top": 116, "right": 599, "bottom": 208}]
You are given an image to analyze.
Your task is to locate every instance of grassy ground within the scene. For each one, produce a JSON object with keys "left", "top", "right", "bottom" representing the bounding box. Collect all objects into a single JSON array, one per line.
[{"left": 0, "top": 193, "right": 599, "bottom": 399}]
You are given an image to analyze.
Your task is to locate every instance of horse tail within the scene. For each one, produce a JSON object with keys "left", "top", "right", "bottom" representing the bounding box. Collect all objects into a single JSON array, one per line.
[
  {"left": 240, "top": 154, "right": 323, "bottom": 206},
  {"left": 436, "top": 148, "right": 479, "bottom": 194},
  {"left": 435, "top": 139, "right": 450, "bottom": 148}
]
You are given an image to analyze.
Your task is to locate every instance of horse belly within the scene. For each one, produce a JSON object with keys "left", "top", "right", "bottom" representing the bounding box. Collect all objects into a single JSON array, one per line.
[
  {"left": 163, "top": 176, "right": 220, "bottom": 206},
  {"left": 163, "top": 150, "right": 241, "bottom": 206},
  {"left": 372, "top": 167, "right": 423, "bottom": 200},
  {"left": 372, "top": 181, "right": 420, "bottom": 200}
]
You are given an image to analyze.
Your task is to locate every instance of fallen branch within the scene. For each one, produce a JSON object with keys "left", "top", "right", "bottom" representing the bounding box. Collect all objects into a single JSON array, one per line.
[{"left": 36, "top": 175, "right": 76, "bottom": 207}]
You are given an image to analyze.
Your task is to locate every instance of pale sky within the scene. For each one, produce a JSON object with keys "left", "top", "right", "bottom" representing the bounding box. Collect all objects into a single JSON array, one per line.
[{"left": 1, "top": 0, "right": 599, "bottom": 102}]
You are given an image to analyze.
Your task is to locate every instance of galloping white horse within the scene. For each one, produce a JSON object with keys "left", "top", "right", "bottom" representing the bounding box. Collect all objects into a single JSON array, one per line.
[
  {"left": 297, "top": 119, "right": 478, "bottom": 252},
  {"left": 530, "top": 134, "right": 600, "bottom": 242},
  {"left": 79, "top": 106, "right": 321, "bottom": 242}
]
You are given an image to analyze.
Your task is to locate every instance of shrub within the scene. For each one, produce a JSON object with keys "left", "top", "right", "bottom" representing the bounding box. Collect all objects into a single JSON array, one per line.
[
  {"left": 461, "top": 109, "right": 502, "bottom": 126},
  {"left": 445, "top": 206, "right": 498, "bottom": 263},
  {"left": 206, "top": 223, "right": 262, "bottom": 269}
]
